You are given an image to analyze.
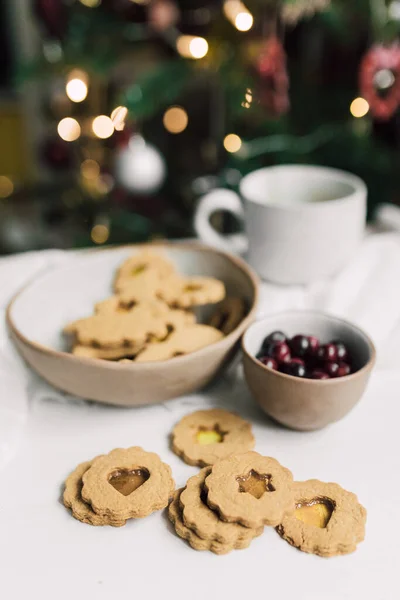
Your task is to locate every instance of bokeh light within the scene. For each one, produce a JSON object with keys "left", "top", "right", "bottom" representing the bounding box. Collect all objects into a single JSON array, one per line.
[
  {"left": 92, "top": 115, "right": 115, "bottom": 139},
  {"left": 224, "top": 1, "right": 253, "bottom": 32},
  {"left": 350, "top": 97, "right": 369, "bottom": 118},
  {"left": 66, "top": 77, "right": 88, "bottom": 103},
  {"left": 0, "top": 176, "right": 14, "bottom": 198},
  {"left": 176, "top": 36, "right": 208, "bottom": 59},
  {"left": 91, "top": 224, "right": 110, "bottom": 244},
  {"left": 223, "top": 133, "right": 242, "bottom": 153},
  {"left": 79, "top": 0, "right": 101, "bottom": 7},
  {"left": 111, "top": 106, "right": 128, "bottom": 131},
  {"left": 81, "top": 159, "right": 100, "bottom": 179},
  {"left": 163, "top": 106, "right": 188, "bottom": 134},
  {"left": 57, "top": 117, "right": 81, "bottom": 142}
]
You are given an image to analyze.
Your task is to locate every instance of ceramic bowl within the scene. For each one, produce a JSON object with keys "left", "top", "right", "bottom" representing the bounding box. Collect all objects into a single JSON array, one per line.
[
  {"left": 242, "top": 311, "right": 376, "bottom": 431},
  {"left": 8, "top": 242, "right": 259, "bottom": 407}
]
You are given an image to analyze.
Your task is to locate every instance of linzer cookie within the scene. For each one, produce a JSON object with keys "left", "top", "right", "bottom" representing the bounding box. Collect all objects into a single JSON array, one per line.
[
  {"left": 171, "top": 409, "right": 255, "bottom": 466},
  {"left": 168, "top": 489, "right": 257, "bottom": 555},
  {"left": 209, "top": 297, "right": 247, "bottom": 335},
  {"left": 63, "top": 459, "right": 126, "bottom": 527},
  {"left": 180, "top": 467, "right": 263, "bottom": 545},
  {"left": 205, "top": 451, "right": 294, "bottom": 528},
  {"left": 276, "top": 480, "right": 367, "bottom": 557}
]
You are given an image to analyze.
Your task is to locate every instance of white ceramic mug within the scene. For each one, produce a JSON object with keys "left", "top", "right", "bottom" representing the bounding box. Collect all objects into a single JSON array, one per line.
[{"left": 194, "top": 165, "right": 367, "bottom": 284}]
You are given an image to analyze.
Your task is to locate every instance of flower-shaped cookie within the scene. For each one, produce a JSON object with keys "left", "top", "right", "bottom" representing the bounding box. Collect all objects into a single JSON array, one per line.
[
  {"left": 81, "top": 447, "right": 175, "bottom": 521},
  {"left": 63, "top": 459, "right": 126, "bottom": 527},
  {"left": 276, "top": 480, "right": 367, "bottom": 557},
  {"left": 160, "top": 276, "right": 225, "bottom": 308},
  {"left": 180, "top": 467, "right": 263, "bottom": 545},
  {"left": 171, "top": 409, "right": 255, "bottom": 467},
  {"left": 168, "top": 489, "right": 258, "bottom": 555},
  {"left": 205, "top": 451, "right": 294, "bottom": 528},
  {"left": 114, "top": 251, "right": 177, "bottom": 292}
]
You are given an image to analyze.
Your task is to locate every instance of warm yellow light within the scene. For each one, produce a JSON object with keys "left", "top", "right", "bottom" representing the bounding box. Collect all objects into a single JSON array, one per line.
[
  {"left": 163, "top": 106, "right": 188, "bottom": 134},
  {"left": 223, "top": 1, "right": 253, "bottom": 32},
  {"left": 224, "top": 133, "right": 242, "bottom": 153},
  {"left": 176, "top": 35, "right": 208, "bottom": 59},
  {"left": 79, "top": 0, "right": 101, "bottom": 7},
  {"left": 129, "top": 0, "right": 150, "bottom": 4},
  {"left": 92, "top": 115, "right": 114, "bottom": 139},
  {"left": 91, "top": 224, "right": 109, "bottom": 244},
  {"left": 81, "top": 159, "right": 100, "bottom": 179},
  {"left": 350, "top": 97, "right": 369, "bottom": 118},
  {"left": 57, "top": 117, "right": 81, "bottom": 142},
  {"left": 0, "top": 176, "right": 14, "bottom": 198},
  {"left": 111, "top": 106, "right": 128, "bottom": 131},
  {"left": 66, "top": 78, "right": 88, "bottom": 103}
]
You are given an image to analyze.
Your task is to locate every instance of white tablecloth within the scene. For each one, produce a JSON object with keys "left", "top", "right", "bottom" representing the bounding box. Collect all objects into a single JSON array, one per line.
[{"left": 1, "top": 235, "right": 400, "bottom": 600}]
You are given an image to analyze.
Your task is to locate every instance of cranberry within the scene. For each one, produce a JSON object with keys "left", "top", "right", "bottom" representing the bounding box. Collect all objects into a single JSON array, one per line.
[
  {"left": 317, "top": 343, "right": 338, "bottom": 362},
  {"left": 310, "top": 370, "right": 330, "bottom": 380},
  {"left": 261, "top": 331, "right": 286, "bottom": 350},
  {"left": 307, "top": 336, "right": 320, "bottom": 355},
  {"left": 337, "top": 361, "right": 351, "bottom": 377},
  {"left": 259, "top": 357, "right": 278, "bottom": 370},
  {"left": 270, "top": 341, "right": 291, "bottom": 362},
  {"left": 285, "top": 360, "right": 307, "bottom": 378},
  {"left": 325, "top": 361, "right": 340, "bottom": 377},
  {"left": 330, "top": 340, "right": 348, "bottom": 361},
  {"left": 290, "top": 357, "right": 305, "bottom": 366},
  {"left": 290, "top": 335, "right": 310, "bottom": 357}
]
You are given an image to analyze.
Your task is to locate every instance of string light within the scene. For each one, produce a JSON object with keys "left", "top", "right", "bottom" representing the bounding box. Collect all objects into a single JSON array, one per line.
[
  {"left": 91, "top": 223, "right": 109, "bottom": 244},
  {"left": 176, "top": 35, "right": 208, "bottom": 59},
  {"left": 79, "top": 0, "right": 101, "bottom": 7},
  {"left": 81, "top": 159, "right": 100, "bottom": 179},
  {"left": 92, "top": 115, "right": 114, "bottom": 139},
  {"left": 350, "top": 97, "right": 369, "bottom": 118},
  {"left": 241, "top": 87, "right": 252, "bottom": 108},
  {"left": 66, "top": 70, "right": 88, "bottom": 103},
  {"left": 111, "top": 106, "right": 128, "bottom": 131},
  {"left": 0, "top": 176, "right": 13, "bottom": 198},
  {"left": 163, "top": 106, "right": 188, "bottom": 133},
  {"left": 224, "top": 134, "right": 242, "bottom": 153},
  {"left": 57, "top": 117, "right": 81, "bottom": 142},
  {"left": 223, "top": 0, "right": 253, "bottom": 32}
]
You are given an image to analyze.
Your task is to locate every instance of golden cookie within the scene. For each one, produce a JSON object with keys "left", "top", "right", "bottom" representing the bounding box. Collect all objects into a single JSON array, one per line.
[
  {"left": 134, "top": 324, "right": 223, "bottom": 363},
  {"left": 114, "top": 251, "right": 176, "bottom": 292},
  {"left": 72, "top": 344, "right": 143, "bottom": 360},
  {"left": 81, "top": 447, "right": 175, "bottom": 521},
  {"left": 276, "top": 480, "right": 367, "bottom": 557},
  {"left": 63, "top": 460, "right": 126, "bottom": 527},
  {"left": 168, "top": 489, "right": 256, "bottom": 555},
  {"left": 171, "top": 409, "right": 255, "bottom": 467},
  {"left": 180, "top": 467, "right": 263, "bottom": 544},
  {"left": 205, "top": 451, "right": 294, "bottom": 529},
  {"left": 160, "top": 276, "right": 225, "bottom": 308},
  {"left": 209, "top": 297, "right": 246, "bottom": 335}
]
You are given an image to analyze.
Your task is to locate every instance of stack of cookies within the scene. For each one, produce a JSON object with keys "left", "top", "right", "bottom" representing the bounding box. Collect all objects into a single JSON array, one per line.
[
  {"left": 63, "top": 447, "right": 174, "bottom": 527},
  {"left": 169, "top": 409, "right": 367, "bottom": 557},
  {"left": 64, "top": 250, "right": 246, "bottom": 362}
]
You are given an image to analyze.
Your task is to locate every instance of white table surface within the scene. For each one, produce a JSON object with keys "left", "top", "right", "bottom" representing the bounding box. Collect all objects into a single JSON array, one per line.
[{"left": 1, "top": 238, "right": 400, "bottom": 600}]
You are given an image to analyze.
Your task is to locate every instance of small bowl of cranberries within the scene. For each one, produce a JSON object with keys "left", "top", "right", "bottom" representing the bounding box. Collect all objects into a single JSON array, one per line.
[{"left": 242, "top": 311, "right": 376, "bottom": 431}]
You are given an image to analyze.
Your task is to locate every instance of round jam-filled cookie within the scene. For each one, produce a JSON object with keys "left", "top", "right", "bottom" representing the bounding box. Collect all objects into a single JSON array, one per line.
[
  {"left": 171, "top": 409, "right": 255, "bottom": 467},
  {"left": 63, "top": 460, "right": 126, "bottom": 527},
  {"left": 276, "top": 480, "right": 367, "bottom": 557},
  {"left": 205, "top": 451, "right": 294, "bottom": 529},
  {"left": 180, "top": 467, "right": 263, "bottom": 545},
  {"left": 114, "top": 251, "right": 177, "bottom": 292},
  {"left": 81, "top": 447, "right": 175, "bottom": 521},
  {"left": 209, "top": 297, "right": 246, "bottom": 335},
  {"left": 168, "top": 489, "right": 257, "bottom": 555},
  {"left": 160, "top": 276, "right": 225, "bottom": 308}
]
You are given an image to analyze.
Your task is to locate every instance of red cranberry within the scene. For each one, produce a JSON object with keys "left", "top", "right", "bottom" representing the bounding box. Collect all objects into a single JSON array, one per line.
[
  {"left": 286, "top": 360, "right": 307, "bottom": 378},
  {"left": 290, "top": 358, "right": 305, "bottom": 366},
  {"left": 317, "top": 343, "right": 338, "bottom": 362},
  {"left": 307, "top": 336, "right": 320, "bottom": 355},
  {"left": 330, "top": 340, "right": 348, "bottom": 361},
  {"left": 337, "top": 361, "right": 351, "bottom": 377},
  {"left": 261, "top": 331, "right": 286, "bottom": 351},
  {"left": 270, "top": 341, "right": 291, "bottom": 362},
  {"left": 325, "top": 362, "right": 340, "bottom": 377},
  {"left": 310, "top": 370, "right": 330, "bottom": 380},
  {"left": 290, "top": 335, "right": 310, "bottom": 357},
  {"left": 259, "top": 357, "right": 278, "bottom": 370}
]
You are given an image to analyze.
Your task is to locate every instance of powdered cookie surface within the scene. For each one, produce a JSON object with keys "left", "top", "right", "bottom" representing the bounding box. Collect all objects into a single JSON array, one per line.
[
  {"left": 180, "top": 467, "right": 263, "bottom": 544},
  {"left": 168, "top": 489, "right": 256, "bottom": 555},
  {"left": 276, "top": 479, "right": 367, "bottom": 557},
  {"left": 171, "top": 409, "right": 255, "bottom": 467},
  {"left": 205, "top": 451, "right": 294, "bottom": 528},
  {"left": 63, "top": 460, "right": 126, "bottom": 527},
  {"left": 81, "top": 447, "right": 174, "bottom": 521}
]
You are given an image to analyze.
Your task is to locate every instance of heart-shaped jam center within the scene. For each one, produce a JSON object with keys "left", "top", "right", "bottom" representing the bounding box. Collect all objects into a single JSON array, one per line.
[
  {"left": 108, "top": 468, "right": 150, "bottom": 496},
  {"left": 236, "top": 470, "right": 275, "bottom": 499},
  {"left": 196, "top": 425, "right": 226, "bottom": 445},
  {"left": 295, "top": 498, "right": 334, "bottom": 528}
]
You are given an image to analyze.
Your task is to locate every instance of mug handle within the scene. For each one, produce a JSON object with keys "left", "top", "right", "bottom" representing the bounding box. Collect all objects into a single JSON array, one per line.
[{"left": 194, "top": 189, "right": 248, "bottom": 255}]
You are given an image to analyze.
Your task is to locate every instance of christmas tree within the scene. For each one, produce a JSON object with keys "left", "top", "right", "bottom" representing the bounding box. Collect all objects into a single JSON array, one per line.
[{"left": 3, "top": 0, "right": 400, "bottom": 251}]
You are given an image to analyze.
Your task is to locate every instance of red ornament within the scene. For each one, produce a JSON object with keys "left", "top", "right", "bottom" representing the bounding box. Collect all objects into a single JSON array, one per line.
[
  {"left": 256, "top": 36, "right": 290, "bottom": 116},
  {"left": 359, "top": 43, "right": 400, "bottom": 121},
  {"left": 34, "top": 0, "right": 67, "bottom": 39}
]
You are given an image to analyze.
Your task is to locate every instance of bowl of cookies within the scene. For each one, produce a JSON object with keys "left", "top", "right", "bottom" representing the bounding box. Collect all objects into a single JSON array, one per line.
[{"left": 7, "top": 242, "right": 258, "bottom": 406}]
